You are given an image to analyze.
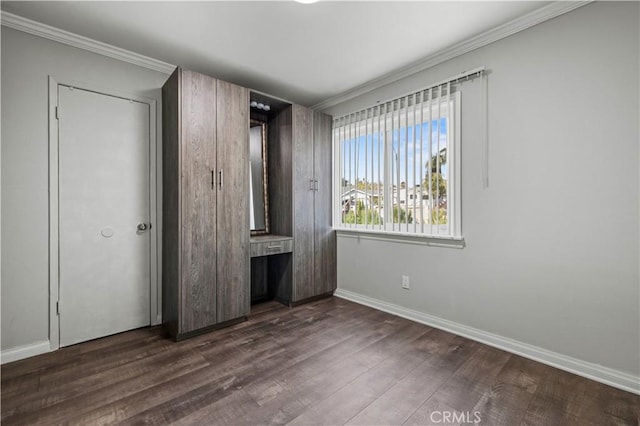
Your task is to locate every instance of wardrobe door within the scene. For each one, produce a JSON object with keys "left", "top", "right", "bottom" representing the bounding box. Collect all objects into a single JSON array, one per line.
[
  {"left": 179, "top": 70, "right": 218, "bottom": 333},
  {"left": 313, "top": 111, "right": 337, "bottom": 296},
  {"left": 216, "top": 80, "right": 250, "bottom": 322},
  {"left": 292, "top": 105, "right": 315, "bottom": 302},
  {"left": 180, "top": 71, "right": 216, "bottom": 333}
]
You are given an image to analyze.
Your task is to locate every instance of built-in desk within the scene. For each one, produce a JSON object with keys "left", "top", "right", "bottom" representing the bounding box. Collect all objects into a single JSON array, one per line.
[
  {"left": 250, "top": 235, "right": 293, "bottom": 304},
  {"left": 250, "top": 235, "right": 293, "bottom": 257}
]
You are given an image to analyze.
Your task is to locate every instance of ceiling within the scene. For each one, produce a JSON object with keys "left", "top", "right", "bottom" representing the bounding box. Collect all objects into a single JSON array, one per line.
[{"left": 1, "top": 1, "right": 550, "bottom": 106}]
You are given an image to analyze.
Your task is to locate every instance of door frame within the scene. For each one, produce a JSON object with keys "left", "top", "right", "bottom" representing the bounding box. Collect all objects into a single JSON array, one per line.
[{"left": 48, "top": 76, "right": 159, "bottom": 351}]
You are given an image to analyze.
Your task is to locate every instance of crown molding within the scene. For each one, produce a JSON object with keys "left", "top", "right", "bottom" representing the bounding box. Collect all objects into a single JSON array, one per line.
[
  {"left": 1, "top": 11, "right": 176, "bottom": 74},
  {"left": 1, "top": 2, "right": 592, "bottom": 105},
  {"left": 312, "top": 1, "right": 593, "bottom": 111}
]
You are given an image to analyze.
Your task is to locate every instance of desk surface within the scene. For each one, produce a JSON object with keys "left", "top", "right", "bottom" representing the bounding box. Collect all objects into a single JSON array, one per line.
[{"left": 250, "top": 234, "right": 293, "bottom": 243}]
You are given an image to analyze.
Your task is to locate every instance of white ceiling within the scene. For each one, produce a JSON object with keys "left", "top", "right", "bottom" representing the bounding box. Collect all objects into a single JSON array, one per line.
[{"left": 1, "top": 1, "right": 550, "bottom": 106}]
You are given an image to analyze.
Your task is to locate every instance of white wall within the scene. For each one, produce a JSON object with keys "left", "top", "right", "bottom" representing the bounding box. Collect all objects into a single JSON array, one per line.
[
  {"left": 1, "top": 27, "right": 169, "bottom": 354},
  {"left": 324, "top": 2, "right": 639, "bottom": 384}
]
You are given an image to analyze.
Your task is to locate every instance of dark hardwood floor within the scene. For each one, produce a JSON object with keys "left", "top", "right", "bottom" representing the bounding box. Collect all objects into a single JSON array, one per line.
[{"left": 2, "top": 297, "right": 638, "bottom": 425}]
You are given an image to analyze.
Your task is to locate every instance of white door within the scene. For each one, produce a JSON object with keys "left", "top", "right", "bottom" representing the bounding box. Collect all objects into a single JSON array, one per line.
[{"left": 58, "top": 85, "right": 151, "bottom": 347}]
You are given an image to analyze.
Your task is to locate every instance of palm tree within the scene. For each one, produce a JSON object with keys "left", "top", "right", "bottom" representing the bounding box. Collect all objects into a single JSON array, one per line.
[
  {"left": 429, "top": 147, "right": 447, "bottom": 174},
  {"left": 424, "top": 147, "right": 447, "bottom": 197}
]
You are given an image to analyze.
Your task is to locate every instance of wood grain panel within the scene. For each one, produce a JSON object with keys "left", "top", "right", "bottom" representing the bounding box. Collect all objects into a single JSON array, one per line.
[
  {"left": 267, "top": 107, "right": 294, "bottom": 304},
  {"left": 216, "top": 80, "right": 250, "bottom": 323},
  {"left": 161, "top": 68, "right": 181, "bottom": 337},
  {"left": 291, "top": 105, "right": 315, "bottom": 302},
  {"left": 267, "top": 107, "right": 293, "bottom": 237},
  {"left": 180, "top": 70, "right": 218, "bottom": 334},
  {"left": 312, "top": 111, "right": 337, "bottom": 296}
]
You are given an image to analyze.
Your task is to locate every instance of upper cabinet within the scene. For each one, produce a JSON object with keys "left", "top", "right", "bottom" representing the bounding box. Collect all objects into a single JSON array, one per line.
[{"left": 162, "top": 68, "right": 249, "bottom": 340}]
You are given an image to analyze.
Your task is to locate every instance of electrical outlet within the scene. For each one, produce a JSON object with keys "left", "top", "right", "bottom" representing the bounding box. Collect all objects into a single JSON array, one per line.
[{"left": 402, "top": 275, "right": 410, "bottom": 289}]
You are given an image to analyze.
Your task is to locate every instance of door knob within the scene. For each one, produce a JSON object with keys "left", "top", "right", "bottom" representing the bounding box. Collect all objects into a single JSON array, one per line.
[{"left": 137, "top": 223, "right": 149, "bottom": 231}]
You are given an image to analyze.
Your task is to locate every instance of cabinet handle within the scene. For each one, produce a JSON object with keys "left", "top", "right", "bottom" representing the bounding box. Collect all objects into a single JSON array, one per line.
[
  {"left": 211, "top": 170, "right": 215, "bottom": 190},
  {"left": 267, "top": 244, "right": 282, "bottom": 250},
  {"left": 219, "top": 169, "right": 224, "bottom": 189},
  {"left": 314, "top": 179, "right": 319, "bottom": 191},
  {"left": 309, "top": 179, "right": 315, "bottom": 191}
]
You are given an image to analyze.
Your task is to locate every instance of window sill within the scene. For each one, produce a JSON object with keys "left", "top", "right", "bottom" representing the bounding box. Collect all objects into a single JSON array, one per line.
[{"left": 334, "top": 228, "right": 465, "bottom": 249}]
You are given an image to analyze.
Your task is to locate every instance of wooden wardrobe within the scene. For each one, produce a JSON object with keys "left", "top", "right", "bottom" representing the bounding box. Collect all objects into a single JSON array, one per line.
[
  {"left": 162, "top": 68, "right": 250, "bottom": 340},
  {"left": 268, "top": 105, "right": 337, "bottom": 304}
]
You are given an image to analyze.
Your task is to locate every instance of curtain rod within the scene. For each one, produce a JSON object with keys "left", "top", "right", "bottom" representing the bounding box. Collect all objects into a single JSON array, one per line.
[{"left": 336, "top": 66, "right": 486, "bottom": 120}]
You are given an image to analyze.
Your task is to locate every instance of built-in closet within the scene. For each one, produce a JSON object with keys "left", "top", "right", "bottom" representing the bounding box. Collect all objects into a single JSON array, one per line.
[
  {"left": 162, "top": 68, "right": 249, "bottom": 340},
  {"left": 257, "top": 104, "right": 336, "bottom": 305},
  {"left": 161, "top": 67, "right": 336, "bottom": 341}
]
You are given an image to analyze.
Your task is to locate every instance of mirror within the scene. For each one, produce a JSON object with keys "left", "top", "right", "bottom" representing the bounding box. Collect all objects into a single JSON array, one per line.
[{"left": 249, "top": 119, "right": 269, "bottom": 234}]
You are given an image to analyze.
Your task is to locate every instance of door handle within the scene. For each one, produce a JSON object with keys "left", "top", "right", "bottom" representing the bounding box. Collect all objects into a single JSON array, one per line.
[{"left": 137, "top": 223, "right": 149, "bottom": 231}]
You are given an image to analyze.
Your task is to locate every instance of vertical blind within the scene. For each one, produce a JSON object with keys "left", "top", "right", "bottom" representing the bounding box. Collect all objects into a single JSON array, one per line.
[{"left": 333, "top": 68, "right": 484, "bottom": 238}]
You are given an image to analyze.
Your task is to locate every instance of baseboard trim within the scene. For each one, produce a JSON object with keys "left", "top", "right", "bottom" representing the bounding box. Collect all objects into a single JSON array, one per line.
[
  {"left": 334, "top": 288, "right": 639, "bottom": 395},
  {"left": 1, "top": 340, "right": 51, "bottom": 364}
]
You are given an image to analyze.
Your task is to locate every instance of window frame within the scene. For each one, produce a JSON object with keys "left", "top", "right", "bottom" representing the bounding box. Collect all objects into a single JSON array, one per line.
[{"left": 333, "top": 91, "right": 463, "bottom": 244}]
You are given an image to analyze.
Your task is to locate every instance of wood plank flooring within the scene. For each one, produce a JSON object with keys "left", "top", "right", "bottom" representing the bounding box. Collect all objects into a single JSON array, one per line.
[{"left": 2, "top": 297, "right": 638, "bottom": 425}]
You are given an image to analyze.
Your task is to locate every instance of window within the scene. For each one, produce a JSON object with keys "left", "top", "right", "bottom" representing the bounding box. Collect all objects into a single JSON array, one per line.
[{"left": 334, "top": 85, "right": 461, "bottom": 239}]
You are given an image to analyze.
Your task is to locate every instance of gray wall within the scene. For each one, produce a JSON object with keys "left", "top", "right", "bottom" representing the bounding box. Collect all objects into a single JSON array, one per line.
[
  {"left": 324, "top": 2, "right": 639, "bottom": 376},
  {"left": 1, "top": 27, "right": 169, "bottom": 352},
  {"left": 1, "top": 2, "right": 638, "bottom": 381}
]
